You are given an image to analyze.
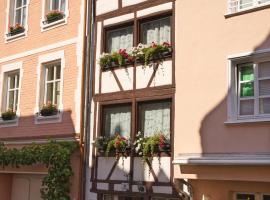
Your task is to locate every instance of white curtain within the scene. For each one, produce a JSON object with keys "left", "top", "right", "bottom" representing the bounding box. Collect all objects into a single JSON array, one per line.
[
  {"left": 107, "top": 26, "right": 133, "bottom": 53},
  {"left": 139, "top": 102, "right": 171, "bottom": 138},
  {"left": 141, "top": 17, "right": 171, "bottom": 45},
  {"left": 239, "top": 0, "right": 253, "bottom": 9},
  {"left": 104, "top": 106, "right": 131, "bottom": 138}
]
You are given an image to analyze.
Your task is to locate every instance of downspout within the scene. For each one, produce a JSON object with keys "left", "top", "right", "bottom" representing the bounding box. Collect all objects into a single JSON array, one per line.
[{"left": 80, "top": 0, "right": 95, "bottom": 199}]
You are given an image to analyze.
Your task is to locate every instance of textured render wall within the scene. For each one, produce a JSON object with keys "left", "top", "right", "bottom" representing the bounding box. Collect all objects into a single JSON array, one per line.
[
  {"left": 174, "top": 0, "right": 270, "bottom": 155},
  {"left": 0, "top": 44, "right": 79, "bottom": 139}
]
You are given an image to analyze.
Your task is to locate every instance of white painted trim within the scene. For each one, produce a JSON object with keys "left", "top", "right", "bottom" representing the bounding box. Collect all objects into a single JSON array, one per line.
[
  {"left": 3, "top": 137, "right": 78, "bottom": 145},
  {"left": 40, "top": 0, "right": 70, "bottom": 31},
  {"left": 228, "top": 48, "right": 270, "bottom": 60},
  {"left": 173, "top": 154, "right": 270, "bottom": 165},
  {"left": 4, "top": 0, "right": 30, "bottom": 43},
  {"left": 136, "top": 2, "right": 173, "bottom": 18},
  {"left": 0, "top": 37, "right": 78, "bottom": 64},
  {"left": 103, "top": 13, "right": 135, "bottom": 26},
  {"left": 35, "top": 51, "right": 65, "bottom": 124}
]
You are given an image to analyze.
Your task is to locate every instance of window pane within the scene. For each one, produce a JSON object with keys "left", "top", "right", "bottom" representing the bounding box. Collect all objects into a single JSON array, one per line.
[
  {"left": 23, "top": 0, "right": 27, "bottom": 5},
  {"left": 47, "top": 67, "right": 55, "bottom": 81},
  {"left": 236, "top": 193, "right": 255, "bottom": 200},
  {"left": 240, "top": 100, "right": 254, "bottom": 115},
  {"left": 15, "top": 9, "right": 22, "bottom": 24},
  {"left": 56, "top": 65, "right": 61, "bottom": 79},
  {"left": 22, "top": 7, "right": 26, "bottom": 26},
  {"left": 141, "top": 17, "right": 171, "bottom": 45},
  {"left": 259, "top": 62, "right": 270, "bottom": 78},
  {"left": 260, "top": 98, "right": 270, "bottom": 114},
  {"left": 51, "top": 0, "right": 60, "bottom": 10},
  {"left": 55, "top": 81, "right": 60, "bottom": 105},
  {"left": 103, "top": 105, "right": 131, "bottom": 138},
  {"left": 139, "top": 101, "right": 171, "bottom": 137},
  {"left": 106, "top": 26, "right": 133, "bottom": 53},
  {"left": 16, "top": 0, "right": 22, "bottom": 8},
  {"left": 240, "top": 82, "right": 254, "bottom": 97},
  {"left": 259, "top": 79, "right": 270, "bottom": 96},
  {"left": 9, "top": 75, "right": 16, "bottom": 89},
  {"left": 239, "top": 0, "right": 253, "bottom": 9},
  {"left": 263, "top": 195, "right": 270, "bottom": 200},
  {"left": 8, "top": 91, "right": 15, "bottom": 110},
  {"left": 240, "top": 65, "right": 254, "bottom": 81},
  {"left": 60, "top": 0, "right": 65, "bottom": 12},
  {"left": 46, "top": 82, "right": 53, "bottom": 104},
  {"left": 16, "top": 74, "right": 20, "bottom": 88}
]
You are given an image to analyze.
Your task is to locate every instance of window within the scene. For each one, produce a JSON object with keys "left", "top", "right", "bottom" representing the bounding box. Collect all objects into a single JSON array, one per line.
[
  {"left": 46, "top": 0, "right": 66, "bottom": 12},
  {"left": 3, "top": 71, "right": 20, "bottom": 112},
  {"left": 138, "top": 100, "right": 171, "bottom": 137},
  {"left": 228, "top": 0, "right": 270, "bottom": 14},
  {"left": 43, "top": 0, "right": 67, "bottom": 26},
  {"left": 106, "top": 25, "right": 133, "bottom": 53},
  {"left": 263, "top": 195, "right": 270, "bottom": 200},
  {"left": 140, "top": 16, "right": 171, "bottom": 45},
  {"left": 102, "top": 104, "right": 131, "bottom": 138},
  {"left": 43, "top": 62, "right": 61, "bottom": 106},
  {"left": 10, "top": 0, "right": 27, "bottom": 27},
  {"left": 237, "top": 61, "right": 270, "bottom": 117},
  {"left": 236, "top": 193, "right": 255, "bottom": 200}
]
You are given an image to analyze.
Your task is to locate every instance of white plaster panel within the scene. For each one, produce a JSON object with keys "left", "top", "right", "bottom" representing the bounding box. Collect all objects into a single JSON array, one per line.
[
  {"left": 97, "top": 183, "right": 109, "bottom": 190},
  {"left": 95, "top": 22, "right": 102, "bottom": 94},
  {"left": 152, "top": 186, "right": 172, "bottom": 194},
  {"left": 97, "top": 157, "right": 116, "bottom": 180},
  {"left": 150, "top": 60, "right": 173, "bottom": 87},
  {"left": 133, "top": 157, "right": 154, "bottom": 182},
  {"left": 137, "top": 2, "right": 173, "bottom": 17},
  {"left": 115, "top": 67, "right": 133, "bottom": 91},
  {"left": 132, "top": 185, "right": 146, "bottom": 193},
  {"left": 122, "top": 0, "right": 147, "bottom": 7},
  {"left": 110, "top": 157, "right": 131, "bottom": 180},
  {"left": 101, "top": 71, "right": 121, "bottom": 93},
  {"left": 136, "top": 65, "right": 153, "bottom": 89},
  {"left": 96, "top": 0, "right": 119, "bottom": 15},
  {"left": 104, "top": 13, "right": 134, "bottom": 26}
]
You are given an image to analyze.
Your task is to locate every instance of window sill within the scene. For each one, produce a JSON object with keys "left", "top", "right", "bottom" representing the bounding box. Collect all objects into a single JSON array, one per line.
[
  {"left": 0, "top": 117, "right": 19, "bottom": 128},
  {"left": 5, "top": 32, "right": 26, "bottom": 43},
  {"left": 225, "top": 117, "right": 270, "bottom": 124},
  {"left": 41, "top": 18, "right": 67, "bottom": 32},
  {"left": 225, "top": 3, "right": 270, "bottom": 18},
  {"left": 35, "top": 112, "right": 62, "bottom": 124}
]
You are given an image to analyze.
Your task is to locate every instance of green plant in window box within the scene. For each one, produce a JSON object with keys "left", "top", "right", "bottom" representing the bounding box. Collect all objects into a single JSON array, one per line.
[
  {"left": 94, "top": 136, "right": 109, "bottom": 153},
  {"left": 106, "top": 134, "right": 130, "bottom": 158},
  {"left": 45, "top": 10, "right": 64, "bottom": 23},
  {"left": 40, "top": 102, "right": 58, "bottom": 116},
  {"left": 9, "top": 24, "right": 25, "bottom": 36},
  {"left": 1, "top": 109, "right": 16, "bottom": 121}
]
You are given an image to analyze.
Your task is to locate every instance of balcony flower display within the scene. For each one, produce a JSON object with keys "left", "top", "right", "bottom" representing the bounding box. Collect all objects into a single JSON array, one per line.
[
  {"left": 9, "top": 24, "right": 25, "bottom": 36},
  {"left": 1, "top": 109, "right": 16, "bottom": 121},
  {"left": 40, "top": 102, "right": 58, "bottom": 116},
  {"left": 45, "top": 10, "right": 64, "bottom": 23},
  {"left": 99, "top": 42, "right": 172, "bottom": 70}
]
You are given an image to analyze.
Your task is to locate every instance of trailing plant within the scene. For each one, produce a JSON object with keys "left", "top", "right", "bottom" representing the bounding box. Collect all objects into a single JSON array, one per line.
[
  {"left": 1, "top": 109, "right": 16, "bottom": 121},
  {"left": 94, "top": 136, "right": 109, "bottom": 153},
  {"left": 46, "top": 10, "right": 64, "bottom": 23},
  {"left": 40, "top": 102, "right": 58, "bottom": 116},
  {"left": 9, "top": 23, "right": 25, "bottom": 35},
  {"left": 0, "top": 140, "right": 78, "bottom": 200}
]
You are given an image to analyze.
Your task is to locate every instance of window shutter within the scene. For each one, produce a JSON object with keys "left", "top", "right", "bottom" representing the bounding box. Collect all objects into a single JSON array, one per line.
[{"left": 9, "top": 0, "right": 15, "bottom": 26}]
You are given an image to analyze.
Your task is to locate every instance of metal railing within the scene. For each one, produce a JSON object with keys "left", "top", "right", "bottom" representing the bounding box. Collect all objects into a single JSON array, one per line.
[{"left": 228, "top": 0, "right": 270, "bottom": 14}]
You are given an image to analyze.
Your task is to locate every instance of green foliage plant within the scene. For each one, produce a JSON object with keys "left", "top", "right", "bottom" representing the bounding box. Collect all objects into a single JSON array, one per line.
[
  {"left": 1, "top": 109, "right": 16, "bottom": 121},
  {"left": 0, "top": 140, "right": 78, "bottom": 200}
]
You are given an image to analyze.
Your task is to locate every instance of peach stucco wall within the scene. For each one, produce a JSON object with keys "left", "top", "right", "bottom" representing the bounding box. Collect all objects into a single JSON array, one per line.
[{"left": 174, "top": 0, "right": 270, "bottom": 154}]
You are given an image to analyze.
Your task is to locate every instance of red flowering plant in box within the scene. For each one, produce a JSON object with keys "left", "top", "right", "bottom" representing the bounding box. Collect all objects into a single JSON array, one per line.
[
  {"left": 9, "top": 23, "right": 25, "bottom": 35},
  {"left": 105, "top": 133, "right": 131, "bottom": 158}
]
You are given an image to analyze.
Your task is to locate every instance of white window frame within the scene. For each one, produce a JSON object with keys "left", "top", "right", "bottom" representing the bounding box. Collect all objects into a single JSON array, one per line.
[
  {"left": 35, "top": 51, "right": 65, "bottom": 124},
  {"left": 6, "top": 71, "right": 20, "bottom": 112},
  {"left": 228, "top": 0, "right": 270, "bottom": 14},
  {"left": 40, "top": 0, "right": 69, "bottom": 31},
  {"left": 13, "top": 0, "right": 27, "bottom": 26},
  {"left": 4, "top": 0, "right": 30, "bottom": 42},
  {"left": 227, "top": 51, "right": 270, "bottom": 123}
]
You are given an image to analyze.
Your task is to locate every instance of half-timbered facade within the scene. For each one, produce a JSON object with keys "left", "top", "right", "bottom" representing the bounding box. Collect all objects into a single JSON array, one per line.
[{"left": 87, "top": 0, "right": 183, "bottom": 199}]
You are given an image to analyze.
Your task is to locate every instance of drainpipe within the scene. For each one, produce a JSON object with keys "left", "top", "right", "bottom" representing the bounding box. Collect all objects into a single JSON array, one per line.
[{"left": 80, "top": 0, "right": 95, "bottom": 199}]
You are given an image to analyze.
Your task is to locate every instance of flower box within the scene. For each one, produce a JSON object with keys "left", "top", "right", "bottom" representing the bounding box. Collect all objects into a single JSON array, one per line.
[
  {"left": 8, "top": 24, "right": 25, "bottom": 36},
  {"left": 1, "top": 110, "right": 16, "bottom": 121},
  {"left": 40, "top": 103, "right": 59, "bottom": 117},
  {"left": 45, "top": 10, "right": 65, "bottom": 24}
]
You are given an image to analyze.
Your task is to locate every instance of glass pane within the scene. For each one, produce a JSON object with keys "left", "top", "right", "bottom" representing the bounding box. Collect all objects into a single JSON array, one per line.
[
  {"left": 8, "top": 91, "right": 15, "bottom": 110},
  {"left": 236, "top": 193, "right": 255, "bottom": 200},
  {"left": 51, "top": 0, "right": 60, "bottom": 10},
  {"left": 259, "top": 79, "right": 270, "bottom": 96},
  {"left": 46, "top": 67, "right": 54, "bottom": 81},
  {"left": 60, "top": 0, "right": 65, "bottom": 12},
  {"left": 16, "top": 74, "right": 20, "bottom": 88},
  {"left": 240, "top": 65, "right": 254, "bottom": 81},
  {"left": 239, "top": 0, "right": 253, "bottom": 9},
  {"left": 106, "top": 26, "right": 133, "bottom": 53},
  {"left": 263, "top": 195, "right": 270, "bottom": 200},
  {"left": 139, "top": 101, "right": 171, "bottom": 137},
  {"left": 240, "top": 82, "right": 254, "bottom": 97},
  {"left": 46, "top": 82, "right": 53, "bottom": 104},
  {"left": 16, "top": 0, "right": 22, "bottom": 8},
  {"left": 15, "top": 90, "right": 19, "bottom": 111},
  {"left": 55, "top": 81, "right": 60, "bottom": 105},
  {"left": 22, "top": 7, "right": 26, "bottom": 26},
  {"left": 240, "top": 100, "right": 254, "bottom": 115},
  {"left": 141, "top": 17, "right": 171, "bottom": 45},
  {"left": 259, "top": 61, "right": 270, "bottom": 78},
  {"left": 103, "top": 105, "right": 131, "bottom": 138},
  {"left": 15, "top": 9, "right": 22, "bottom": 24},
  {"left": 9, "top": 75, "right": 16, "bottom": 89},
  {"left": 260, "top": 98, "right": 270, "bottom": 114},
  {"left": 23, "top": 0, "right": 27, "bottom": 5},
  {"left": 56, "top": 65, "right": 61, "bottom": 79}
]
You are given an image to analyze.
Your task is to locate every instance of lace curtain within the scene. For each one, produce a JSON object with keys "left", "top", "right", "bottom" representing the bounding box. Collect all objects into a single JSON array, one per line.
[
  {"left": 141, "top": 17, "right": 171, "bottom": 45},
  {"left": 107, "top": 26, "right": 133, "bottom": 53},
  {"left": 139, "top": 102, "right": 171, "bottom": 138},
  {"left": 103, "top": 105, "right": 131, "bottom": 138}
]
